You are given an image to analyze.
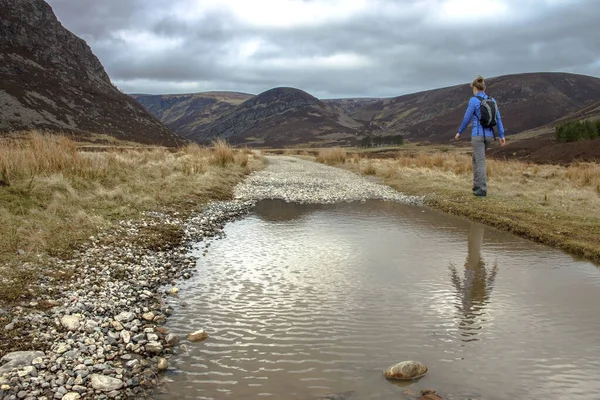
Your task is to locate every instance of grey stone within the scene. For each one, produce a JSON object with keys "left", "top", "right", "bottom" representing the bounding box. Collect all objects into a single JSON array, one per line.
[
  {"left": 31, "top": 357, "right": 44, "bottom": 367},
  {"left": 165, "top": 334, "right": 178, "bottom": 346},
  {"left": 74, "top": 369, "right": 88, "bottom": 378},
  {"left": 62, "top": 393, "right": 81, "bottom": 400},
  {"left": 132, "top": 334, "right": 145, "bottom": 343},
  {"left": 157, "top": 358, "right": 168, "bottom": 371},
  {"left": 0, "top": 351, "right": 45, "bottom": 374},
  {"left": 62, "top": 350, "right": 79, "bottom": 359},
  {"left": 146, "top": 333, "right": 158, "bottom": 342},
  {"left": 60, "top": 316, "right": 80, "bottom": 332},
  {"left": 120, "top": 331, "right": 131, "bottom": 344},
  {"left": 141, "top": 312, "right": 155, "bottom": 322},
  {"left": 114, "top": 312, "right": 134, "bottom": 323},
  {"left": 90, "top": 374, "right": 123, "bottom": 392},
  {"left": 72, "top": 385, "right": 86, "bottom": 393},
  {"left": 145, "top": 342, "right": 163, "bottom": 354},
  {"left": 84, "top": 320, "right": 98, "bottom": 333},
  {"left": 17, "top": 366, "right": 37, "bottom": 377},
  {"left": 111, "top": 321, "right": 123, "bottom": 331}
]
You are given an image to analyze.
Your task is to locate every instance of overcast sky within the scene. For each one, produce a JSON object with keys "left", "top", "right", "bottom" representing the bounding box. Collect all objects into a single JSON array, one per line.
[{"left": 46, "top": 0, "right": 600, "bottom": 98}]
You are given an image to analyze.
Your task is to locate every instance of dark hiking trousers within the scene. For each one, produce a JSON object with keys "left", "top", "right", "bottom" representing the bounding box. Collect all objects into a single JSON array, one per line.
[{"left": 471, "top": 135, "right": 488, "bottom": 193}]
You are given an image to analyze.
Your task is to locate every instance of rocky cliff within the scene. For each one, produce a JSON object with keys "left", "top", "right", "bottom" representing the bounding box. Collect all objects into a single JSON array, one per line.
[{"left": 0, "top": 0, "right": 183, "bottom": 145}]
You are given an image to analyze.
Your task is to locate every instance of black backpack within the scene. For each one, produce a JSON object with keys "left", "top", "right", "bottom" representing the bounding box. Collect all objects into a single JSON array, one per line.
[{"left": 476, "top": 95, "right": 497, "bottom": 128}]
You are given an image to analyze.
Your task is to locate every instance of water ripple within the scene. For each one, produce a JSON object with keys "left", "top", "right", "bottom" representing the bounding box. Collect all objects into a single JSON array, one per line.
[{"left": 155, "top": 200, "right": 600, "bottom": 400}]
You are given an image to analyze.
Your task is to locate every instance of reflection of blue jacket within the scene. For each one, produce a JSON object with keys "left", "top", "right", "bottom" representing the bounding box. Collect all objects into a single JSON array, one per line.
[{"left": 457, "top": 92, "right": 505, "bottom": 138}]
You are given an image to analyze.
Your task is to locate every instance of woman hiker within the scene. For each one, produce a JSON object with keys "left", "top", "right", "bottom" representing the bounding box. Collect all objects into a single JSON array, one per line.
[{"left": 455, "top": 75, "right": 506, "bottom": 197}]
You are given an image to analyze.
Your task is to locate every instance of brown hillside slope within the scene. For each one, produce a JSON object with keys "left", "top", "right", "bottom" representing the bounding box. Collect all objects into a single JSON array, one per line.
[
  {"left": 192, "top": 87, "right": 364, "bottom": 147},
  {"left": 488, "top": 100, "right": 600, "bottom": 164},
  {"left": 353, "top": 72, "right": 600, "bottom": 142},
  {"left": 0, "top": 0, "right": 183, "bottom": 146},
  {"left": 323, "top": 98, "right": 383, "bottom": 115},
  {"left": 131, "top": 92, "right": 253, "bottom": 138}
]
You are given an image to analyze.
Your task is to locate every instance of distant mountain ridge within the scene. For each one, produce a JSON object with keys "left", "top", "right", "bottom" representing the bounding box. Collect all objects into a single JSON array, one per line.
[
  {"left": 131, "top": 92, "right": 253, "bottom": 139},
  {"left": 352, "top": 72, "right": 600, "bottom": 142},
  {"left": 0, "top": 0, "right": 183, "bottom": 145},
  {"left": 132, "top": 72, "right": 600, "bottom": 147},
  {"left": 187, "top": 87, "right": 364, "bottom": 146}
]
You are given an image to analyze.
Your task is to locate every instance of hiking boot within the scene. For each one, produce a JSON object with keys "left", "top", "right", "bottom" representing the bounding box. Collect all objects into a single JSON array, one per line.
[{"left": 473, "top": 189, "right": 487, "bottom": 197}]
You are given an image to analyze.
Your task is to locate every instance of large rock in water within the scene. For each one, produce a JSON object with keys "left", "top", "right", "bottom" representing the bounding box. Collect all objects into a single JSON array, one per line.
[
  {"left": 384, "top": 360, "right": 428, "bottom": 380},
  {"left": 419, "top": 389, "right": 445, "bottom": 400},
  {"left": 187, "top": 330, "right": 208, "bottom": 342},
  {"left": 0, "top": 0, "right": 183, "bottom": 146}
]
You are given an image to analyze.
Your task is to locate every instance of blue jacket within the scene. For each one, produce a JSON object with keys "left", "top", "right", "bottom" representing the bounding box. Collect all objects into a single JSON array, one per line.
[{"left": 457, "top": 92, "right": 505, "bottom": 138}]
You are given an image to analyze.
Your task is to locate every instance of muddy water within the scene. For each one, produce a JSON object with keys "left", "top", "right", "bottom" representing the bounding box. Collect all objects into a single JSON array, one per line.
[{"left": 155, "top": 200, "right": 600, "bottom": 400}]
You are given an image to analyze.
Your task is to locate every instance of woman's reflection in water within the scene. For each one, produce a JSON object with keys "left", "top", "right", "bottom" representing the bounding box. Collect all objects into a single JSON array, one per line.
[{"left": 449, "top": 223, "right": 498, "bottom": 342}]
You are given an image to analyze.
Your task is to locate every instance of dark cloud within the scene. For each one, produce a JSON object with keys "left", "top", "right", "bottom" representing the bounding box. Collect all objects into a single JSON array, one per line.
[{"left": 47, "top": 0, "right": 600, "bottom": 98}]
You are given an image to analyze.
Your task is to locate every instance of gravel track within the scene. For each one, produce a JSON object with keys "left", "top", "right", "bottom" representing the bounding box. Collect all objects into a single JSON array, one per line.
[{"left": 235, "top": 156, "right": 421, "bottom": 205}]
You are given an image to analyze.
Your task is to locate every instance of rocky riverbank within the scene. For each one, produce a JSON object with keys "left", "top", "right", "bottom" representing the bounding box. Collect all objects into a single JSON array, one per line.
[
  {"left": 1, "top": 156, "right": 421, "bottom": 400},
  {"left": 0, "top": 200, "right": 255, "bottom": 400}
]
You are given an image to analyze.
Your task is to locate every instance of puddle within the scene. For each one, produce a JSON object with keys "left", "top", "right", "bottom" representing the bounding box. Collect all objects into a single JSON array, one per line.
[{"left": 154, "top": 200, "right": 600, "bottom": 400}]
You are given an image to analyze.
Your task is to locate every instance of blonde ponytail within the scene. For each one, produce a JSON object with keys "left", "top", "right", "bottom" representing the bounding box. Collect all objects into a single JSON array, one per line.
[{"left": 470, "top": 75, "right": 486, "bottom": 91}]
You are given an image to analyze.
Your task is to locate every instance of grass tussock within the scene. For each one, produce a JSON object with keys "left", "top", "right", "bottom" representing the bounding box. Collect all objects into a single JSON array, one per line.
[
  {"left": 0, "top": 132, "right": 266, "bottom": 302},
  {"left": 210, "top": 139, "right": 236, "bottom": 167},
  {"left": 342, "top": 150, "right": 600, "bottom": 263},
  {"left": 316, "top": 147, "right": 347, "bottom": 165},
  {"left": 361, "top": 162, "right": 377, "bottom": 175}
]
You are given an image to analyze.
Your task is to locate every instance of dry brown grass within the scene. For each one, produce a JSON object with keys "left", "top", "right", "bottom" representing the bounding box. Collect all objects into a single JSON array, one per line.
[
  {"left": 361, "top": 162, "right": 377, "bottom": 175},
  {"left": 316, "top": 147, "right": 347, "bottom": 165},
  {"left": 0, "top": 132, "right": 266, "bottom": 302},
  {"left": 210, "top": 138, "right": 236, "bottom": 167},
  {"left": 342, "top": 151, "right": 600, "bottom": 263}
]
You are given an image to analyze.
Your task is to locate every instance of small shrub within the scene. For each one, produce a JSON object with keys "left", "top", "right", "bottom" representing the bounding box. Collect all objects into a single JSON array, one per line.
[{"left": 316, "top": 148, "right": 347, "bottom": 165}]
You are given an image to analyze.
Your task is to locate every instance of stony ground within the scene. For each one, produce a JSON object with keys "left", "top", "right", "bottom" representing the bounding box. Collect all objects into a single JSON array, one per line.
[
  {"left": 0, "top": 156, "right": 418, "bottom": 400},
  {"left": 235, "top": 156, "right": 421, "bottom": 204}
]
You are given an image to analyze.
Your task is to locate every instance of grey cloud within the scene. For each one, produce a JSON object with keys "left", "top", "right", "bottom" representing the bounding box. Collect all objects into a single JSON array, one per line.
[{"left": 46, "top": 0, "right": 600, "bottom": 98}]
